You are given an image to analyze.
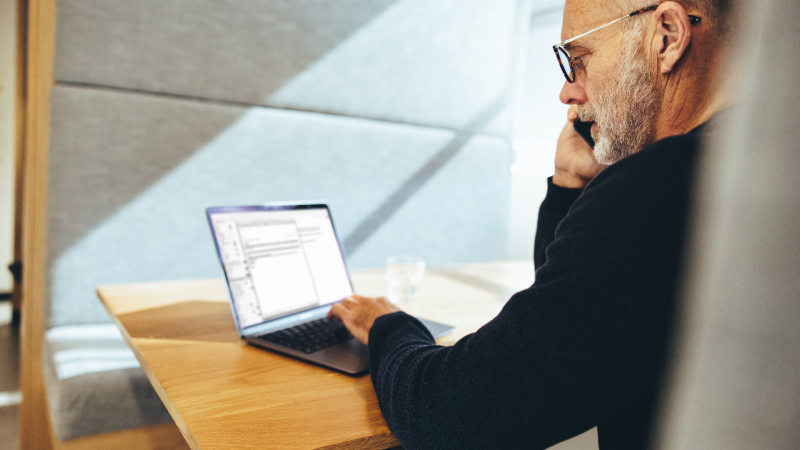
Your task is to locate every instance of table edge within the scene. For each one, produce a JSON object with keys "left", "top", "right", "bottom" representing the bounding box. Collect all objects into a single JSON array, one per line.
[{"left": 96, "top": 286, "right": 202, "bottom": 450}]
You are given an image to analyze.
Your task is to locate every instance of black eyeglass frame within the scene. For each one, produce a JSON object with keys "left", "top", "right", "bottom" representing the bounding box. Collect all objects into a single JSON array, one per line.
[{"left": 553, "top": 5, "right": 702, "bottom": 83}]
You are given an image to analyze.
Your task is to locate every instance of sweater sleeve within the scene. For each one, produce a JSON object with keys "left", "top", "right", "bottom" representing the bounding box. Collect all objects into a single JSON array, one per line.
[
  {"left": 534, "top": 177, "right": 584, "bottom": 269},
  {"left": 366, "top": 135, "right": 697, "bottom": 449}
]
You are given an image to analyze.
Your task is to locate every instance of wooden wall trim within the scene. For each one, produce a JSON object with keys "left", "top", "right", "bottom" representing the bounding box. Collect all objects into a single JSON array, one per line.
[
  {"left": 18, "top": 0, "right": 55, "bottom": 448},
  {"left": 51, "top": 421, "right": 190, "bottom": 450},
  {"left": 11, "top": 0, "right": 28, "bottom": 315}
]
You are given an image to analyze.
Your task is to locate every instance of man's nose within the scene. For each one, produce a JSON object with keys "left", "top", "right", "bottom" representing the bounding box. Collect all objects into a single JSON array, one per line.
[{"left": 559, "top": 79, "right": 587, "bottom": 105}]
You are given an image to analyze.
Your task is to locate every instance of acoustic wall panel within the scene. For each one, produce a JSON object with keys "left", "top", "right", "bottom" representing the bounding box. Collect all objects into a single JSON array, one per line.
[
  {"left": 47, "top": 86, "right": 511, "bottom": 327},
  {"left": 265, "top": 0, "right": 519, "bottom": 130},
  {"left": 53, "top": 0, "right": 519, "bottom": 130},
  {"left": 54, "top": 0, "right": 399, "bottom": 102},
  {"left": 350, "top": 134, "right": 513, "bottom": 268}
]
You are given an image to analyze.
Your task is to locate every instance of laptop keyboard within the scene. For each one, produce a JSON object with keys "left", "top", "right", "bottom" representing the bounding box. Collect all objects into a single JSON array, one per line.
[{"left": 257, "top": 318, "right": 354, "bottom": 354}]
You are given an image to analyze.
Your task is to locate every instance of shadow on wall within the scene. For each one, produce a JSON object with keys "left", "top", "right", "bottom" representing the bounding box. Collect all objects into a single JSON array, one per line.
[
  {"left": 55, "top": 0, "right": 516, "bottom": 129},
  {"left": 49, "top": 0, "right": 519, "bottom": 265},
  {"left": 49, "top": 0, "right": 401, "bottom": 265},
  {"left": 48, "top": 94, "right": 512, "bottom": 327},
  {"left": 55, "top": 0, "right": 401, "bottom": 105}
]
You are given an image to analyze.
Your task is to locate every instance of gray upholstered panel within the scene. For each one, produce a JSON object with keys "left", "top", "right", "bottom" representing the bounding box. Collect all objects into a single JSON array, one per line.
[
  {"left": 47, "top": 85, "right": 511, "bottom": 327},
  {"left": 264, "top": 0, "right": 519, "bottom": 130},
  {"left": 42, "top": 325, "right": 172, "bottom": 441},
  {"left": 47, "top": 86, "right": 246, "bottom": 276},
  {"left": 656, "top": 1, "right": 800, "bottom": 448},
  {"left": 53, "top": 0, "right": 520, "bottom": 130},
  {"left": 53, "top": 0, "right": 398, "bottom": 100},
  {"left": 354, "top": 135, "right": 512, "bottom": 267}
]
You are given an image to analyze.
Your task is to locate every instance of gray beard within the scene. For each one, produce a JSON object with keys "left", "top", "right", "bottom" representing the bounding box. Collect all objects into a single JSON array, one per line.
[{"left": 578, "top": 36, "right": 662, "bottom": 165}]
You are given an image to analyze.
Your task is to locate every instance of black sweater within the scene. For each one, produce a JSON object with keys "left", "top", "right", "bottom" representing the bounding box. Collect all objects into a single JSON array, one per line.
[{"left": 368, "top": 123, "right": 708, "bottom": 449}]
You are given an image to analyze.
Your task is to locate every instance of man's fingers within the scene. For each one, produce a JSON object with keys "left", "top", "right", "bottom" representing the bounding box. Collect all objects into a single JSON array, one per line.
[
  {"left": 331, "top": 295, "right": 379, "bottom": 322},
  {"left": 345, "top": 295, "right": 378, "bottom": 307},
  {"left": 327, "top": 302, "right": 348, "bottom": 321},
  {"left": 326, "top": 305, "right": 338, "bottom": 321},
  {"left": 567, "top": 105, "right": 579, "bottom": 122},
  {"left": 326, "top": 295, "right": 399, "bottom": 345}
]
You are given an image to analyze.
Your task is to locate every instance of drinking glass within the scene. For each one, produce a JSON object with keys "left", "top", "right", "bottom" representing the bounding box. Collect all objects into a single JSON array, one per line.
[{"left": 386, "top": 256, "right": 426, "bottom": 303}]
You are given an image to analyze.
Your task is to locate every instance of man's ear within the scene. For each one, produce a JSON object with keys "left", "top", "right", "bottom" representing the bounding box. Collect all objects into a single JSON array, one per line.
[{"left": 654, "top": 1, "right": 693, "bottom": 74}]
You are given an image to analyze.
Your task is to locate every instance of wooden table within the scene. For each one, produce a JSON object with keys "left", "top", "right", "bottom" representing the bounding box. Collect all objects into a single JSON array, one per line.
[{"left": 97, "top": 262, "right": 535, "bottom": 450}]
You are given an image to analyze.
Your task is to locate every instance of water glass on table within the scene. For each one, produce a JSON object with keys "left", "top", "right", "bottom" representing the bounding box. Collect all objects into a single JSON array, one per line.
[{"left": 386, "top": 256, "right": 426, "bottom": 303}]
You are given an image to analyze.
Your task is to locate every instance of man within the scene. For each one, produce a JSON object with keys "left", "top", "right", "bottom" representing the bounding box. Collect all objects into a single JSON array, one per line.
[{"left": 329, "top": 0, "right": 736, "bottom": 448}]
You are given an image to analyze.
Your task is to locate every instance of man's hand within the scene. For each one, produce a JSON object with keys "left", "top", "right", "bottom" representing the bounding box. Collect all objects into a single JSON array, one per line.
[
  {"left": 327, "top": 295, "right": 401, "bottom": 345},
  {"left": 553, "top": 105, "right": 605, "bottom": 189}
]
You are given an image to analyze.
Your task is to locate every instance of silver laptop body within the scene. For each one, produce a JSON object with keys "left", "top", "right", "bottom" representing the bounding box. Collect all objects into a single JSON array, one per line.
[{"left": 207, "top": 202, "right": 453, "bottom": 376}]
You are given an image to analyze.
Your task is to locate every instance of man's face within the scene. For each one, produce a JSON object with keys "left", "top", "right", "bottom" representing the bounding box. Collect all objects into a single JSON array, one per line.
[{"left": 560, "top": 0, "right": 663, "bottom": 165}]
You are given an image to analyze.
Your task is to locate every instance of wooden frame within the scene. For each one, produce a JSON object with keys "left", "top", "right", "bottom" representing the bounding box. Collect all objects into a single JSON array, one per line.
[
  {"left": 11, "top": 0, "right": 27, "bottom": 321},
  {"left": 15, "top": 1, "right": 188, "bottom": 447},
  {"left": 18, "top": 0, "right": 55, "bottom": 447},
  {"left": 49, "top": 412, "right": 188, "bottom": 450}
]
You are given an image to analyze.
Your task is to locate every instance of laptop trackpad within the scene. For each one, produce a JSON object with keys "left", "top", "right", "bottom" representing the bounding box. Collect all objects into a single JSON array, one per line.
[
  {"left": 314, "top": 315, "right": 454, "bottom": 376},
  {"left": 418, "top": 317, "right": 455, "bottom": 340},
  {"left": 315, "top": 339, "right": 370, "bottom": 375}
]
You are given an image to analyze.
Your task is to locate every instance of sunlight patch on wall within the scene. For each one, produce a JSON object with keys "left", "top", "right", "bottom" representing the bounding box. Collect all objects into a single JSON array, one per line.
[
  {"left": 49, "top": 107, "right": 454, "bottom": 325},
  {"left": 268, "top": 0, "right": 518, "bottom": 131}
]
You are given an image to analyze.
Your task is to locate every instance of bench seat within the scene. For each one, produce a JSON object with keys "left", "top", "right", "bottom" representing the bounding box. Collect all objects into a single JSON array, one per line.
[{"left": 42, "top": 324, "right": 172, "bottom": 441}]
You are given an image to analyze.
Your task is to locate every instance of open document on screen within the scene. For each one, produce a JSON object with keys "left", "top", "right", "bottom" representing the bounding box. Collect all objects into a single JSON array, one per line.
[{"left": 210, "top": 208, "right": 353, "bottom": 328}]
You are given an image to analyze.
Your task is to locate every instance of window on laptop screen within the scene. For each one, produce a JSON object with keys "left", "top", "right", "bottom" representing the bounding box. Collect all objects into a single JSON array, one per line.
[{"left": 209, "top": 206, "right": 353, "bottom": 328}]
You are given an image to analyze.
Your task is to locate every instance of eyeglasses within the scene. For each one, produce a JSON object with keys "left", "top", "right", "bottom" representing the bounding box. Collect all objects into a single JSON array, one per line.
[{"left": 553, "top": 5, "right": 702, "bottom": 83}]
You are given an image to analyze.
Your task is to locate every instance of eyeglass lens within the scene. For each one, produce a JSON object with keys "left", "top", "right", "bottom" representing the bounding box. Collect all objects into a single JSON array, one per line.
[{"left": 556, "top": 47, "right": 574, "bottom": 82}]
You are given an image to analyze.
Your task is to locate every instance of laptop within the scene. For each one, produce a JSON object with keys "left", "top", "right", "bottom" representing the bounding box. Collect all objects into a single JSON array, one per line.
[{"left": 206, "top": 202, "right": 454, "bottom": 376}]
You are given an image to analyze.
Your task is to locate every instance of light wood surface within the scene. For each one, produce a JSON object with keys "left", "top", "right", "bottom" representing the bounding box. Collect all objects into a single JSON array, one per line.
[
  {"left": 97, "top": 262, "right": 534, "bottom": 449},
  {"left": 13, "top": 1, "right": 204, "bottom": 446},
  {"left": 50, "top": 417, "right": 189, "bottom": 450},
  {"left": 18, "top": 0, "right": 56, "bottom": 448}
]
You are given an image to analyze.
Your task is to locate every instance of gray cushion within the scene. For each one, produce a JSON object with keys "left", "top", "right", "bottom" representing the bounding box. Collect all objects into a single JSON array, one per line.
[
  {"left": 657, "top": 1, "right": 800, "bottom": 448},
  {"left": 47, "top": 85, "right": 511, "bottom": 328},
  {"left": 42, "top": 324, "right": 172, "bottom": 441},
  {"left": 53, "top": 0, "right": 521, "bottom": 130}
]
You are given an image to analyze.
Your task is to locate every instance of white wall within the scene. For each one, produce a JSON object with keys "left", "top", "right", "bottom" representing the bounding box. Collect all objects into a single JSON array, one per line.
[
  {"left": 0, "top": 0, "right": 16, "bottom": 292},
  {"left": 508, "top": 6, "right": 568, "bottom": 260}
]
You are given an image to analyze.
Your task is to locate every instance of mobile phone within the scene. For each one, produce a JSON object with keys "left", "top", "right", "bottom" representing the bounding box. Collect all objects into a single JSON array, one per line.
[{"left": 573, "top": 119, "right": 595, "bottom": 149}]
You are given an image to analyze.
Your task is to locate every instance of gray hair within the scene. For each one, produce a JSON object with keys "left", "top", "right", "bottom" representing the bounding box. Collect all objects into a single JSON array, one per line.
[{"left": 614, "top": 0, "right": 736, "bottom": 37}]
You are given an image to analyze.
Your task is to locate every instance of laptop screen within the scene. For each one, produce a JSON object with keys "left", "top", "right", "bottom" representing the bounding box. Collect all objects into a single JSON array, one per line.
[{"left": 207, "top": 205, "right": 353, "bottom": 330}]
